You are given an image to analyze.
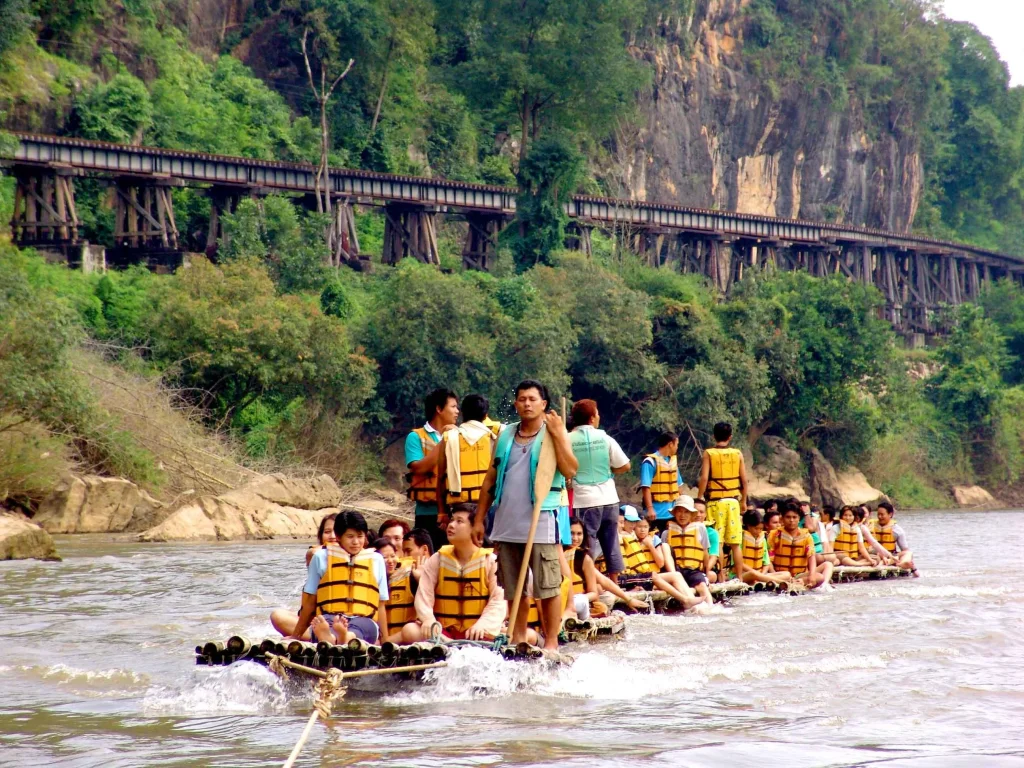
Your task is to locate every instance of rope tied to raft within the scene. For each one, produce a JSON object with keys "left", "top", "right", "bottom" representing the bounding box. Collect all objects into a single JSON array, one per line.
[
  {"left": 281, "top": 667, "right": 346, "bottom": 768},
  {"left": 268, "top": 653, "right": 289, "bottom": 680}
]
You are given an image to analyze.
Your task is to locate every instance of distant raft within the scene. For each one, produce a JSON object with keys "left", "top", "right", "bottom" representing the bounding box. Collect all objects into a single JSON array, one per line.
[{"left": 612, "top": 564, "right": 914, "bottom": 611}]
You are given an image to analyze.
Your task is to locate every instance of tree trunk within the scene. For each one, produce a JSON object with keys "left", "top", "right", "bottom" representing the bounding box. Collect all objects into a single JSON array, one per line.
[
  {"left": 370, "top": 37, "right": 395, "bottom": 134},
  {"left": 519, "top": 91, "right": 531, "bottom": 167}
]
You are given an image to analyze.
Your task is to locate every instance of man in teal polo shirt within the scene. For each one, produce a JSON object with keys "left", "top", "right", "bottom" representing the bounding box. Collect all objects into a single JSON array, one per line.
[
  {"left": 405, "top": 388, "right": 459, "bottom": 550},
  {"left": 472, "top": 379, "right": 578, "bottom": 651}
]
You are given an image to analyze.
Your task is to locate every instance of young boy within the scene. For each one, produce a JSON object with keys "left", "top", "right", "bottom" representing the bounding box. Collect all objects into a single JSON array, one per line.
[
  {"left": 401, "top": 505, "right": 507, "bottom": 642},
  {"left": 872, "top": 502, "right": 917, "bottom": 574},
  {"left": 734, "top": 510, "right": 791, "bottom": 586},
  {"left": 289, "top": 510, "right": 390, "bottom": 645},
  {"left": 661, "top": 496, "right": 715, "bottom": 607},
  {"left": 768, "top": 506, "right": 833, "bottom": 589}
]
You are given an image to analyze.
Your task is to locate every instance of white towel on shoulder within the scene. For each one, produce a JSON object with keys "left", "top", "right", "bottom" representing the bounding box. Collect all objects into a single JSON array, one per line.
[{"left": 445, "top": 420, "right": 493, "bottom": 494}]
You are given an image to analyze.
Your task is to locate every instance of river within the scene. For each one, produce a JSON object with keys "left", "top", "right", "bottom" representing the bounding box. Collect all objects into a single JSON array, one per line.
[{"left": 1, "top": 510, "right": 1022, "bottom": 767}]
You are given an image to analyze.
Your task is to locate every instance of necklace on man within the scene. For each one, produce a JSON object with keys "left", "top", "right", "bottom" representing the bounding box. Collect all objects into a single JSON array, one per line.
[{"left": 516, "top": 425, "right": 539, "bottom": 453}]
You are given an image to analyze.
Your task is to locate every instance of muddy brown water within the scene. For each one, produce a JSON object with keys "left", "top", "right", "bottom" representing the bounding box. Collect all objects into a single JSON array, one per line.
[{"left": 1, "top": 510, "right": 1023, "bottom": 767}]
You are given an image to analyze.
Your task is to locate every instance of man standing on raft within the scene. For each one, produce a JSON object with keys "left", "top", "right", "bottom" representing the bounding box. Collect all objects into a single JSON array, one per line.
[
  {"left": 698, "top": 422, "right": 748, "bottom": 583},
  {"left": 472, "top": 379, "right": 578, "bottom": 652},
  {"left": 405, "top": 388, "right": 459, "bottom": 550}
]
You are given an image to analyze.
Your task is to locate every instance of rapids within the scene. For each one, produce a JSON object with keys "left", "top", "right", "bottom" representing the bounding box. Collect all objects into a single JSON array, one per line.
[{"left": 1, "top": 510, "right": 1022, "bottom": 767}]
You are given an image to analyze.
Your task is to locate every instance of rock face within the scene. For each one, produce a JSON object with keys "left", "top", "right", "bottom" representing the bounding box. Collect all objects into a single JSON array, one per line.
[
  {"left": 807, "top": 448, "right": 845, "bottom": 510},
  {"left": 807, "top": 448, "right": 887, "bottom": 509},
  {"left": 952, "top": 485, "right": 999, "bottom": 509},
  {"left": 834, "top": 469, "right": 888, "bottom": 508},
  {"left": 747, "top": 472, "right": 809, "bottom": 503},
  {"left": 34, "top": 475, "right": 166, "bottom": 534},
  {"left": 0, "top": 511, "right": 61, "bottom": 561},
  {"left": 138, "top": 473, "right": 401, "bottom": 542},
  {"left": 608, "top": 3, "right": 921, "bottom": 230}
]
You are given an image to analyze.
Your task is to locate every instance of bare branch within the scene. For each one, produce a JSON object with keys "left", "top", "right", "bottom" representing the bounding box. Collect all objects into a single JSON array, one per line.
[
  {"left": 301, "top": 28, "right": 317, "bottom": 97},
  {"left": 325, "top": 58, "right": 355, "bottom": 99}
]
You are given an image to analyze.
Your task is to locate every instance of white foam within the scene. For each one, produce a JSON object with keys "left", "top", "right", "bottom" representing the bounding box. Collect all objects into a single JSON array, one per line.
[
  {"left": 885, "top": 585, "right": 1012, "bottom": 599},
  {"left": 142, "top": 662, "right": 290, "bottom": 715}
]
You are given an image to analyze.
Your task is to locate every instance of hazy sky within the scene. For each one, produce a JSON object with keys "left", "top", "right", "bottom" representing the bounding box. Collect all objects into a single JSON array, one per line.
[{"left": 943, "top": 0, "right": 1023, "bottom": 85}]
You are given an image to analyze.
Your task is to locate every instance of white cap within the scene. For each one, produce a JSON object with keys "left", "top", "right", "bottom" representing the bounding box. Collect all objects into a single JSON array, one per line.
[{"left": 673, "top": 495, "right": 696, "bottom": 512}]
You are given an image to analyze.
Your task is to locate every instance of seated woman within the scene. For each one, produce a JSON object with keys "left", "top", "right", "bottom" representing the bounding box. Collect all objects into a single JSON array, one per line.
[
  {"left": 831, "top": 506, "right": 878, "bottom": 566},
  {"left": 653, "top": 498, "right": 716, "bottom": 610},
  {"left": 270, "top": 512, "right": 338, "bottom": 639},
  {"left": 374, "top": 537, "right": 418, "bottom": 642},
  {"left": 566, "top": 518, "right": 647, "bottom": 617},
  {"left": 854, "top": 507, "right": 895, "bottom": 565}
]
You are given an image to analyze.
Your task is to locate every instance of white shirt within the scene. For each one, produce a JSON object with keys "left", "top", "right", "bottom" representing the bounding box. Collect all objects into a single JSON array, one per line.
[{"left": 571, "top": 427, "right": 630, "bottom": 509}]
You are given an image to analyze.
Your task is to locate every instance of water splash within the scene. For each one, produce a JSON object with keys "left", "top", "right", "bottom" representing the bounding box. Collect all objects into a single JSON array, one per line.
[{"left": 142, "top": 661, "right": 291, "bottom": 715}]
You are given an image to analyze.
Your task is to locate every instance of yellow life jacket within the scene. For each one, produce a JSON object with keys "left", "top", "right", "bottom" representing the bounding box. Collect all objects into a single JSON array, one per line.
[
  {"left": 446, "top": 431, "right": 494, "bottom": 504},
  {"left": 644, "top": 453, "right": 679, "bottom": 503},
  {"left": 619, "top": 532, "right": 651, "bottom": 574},
  {"left": 665, "top": 521, "right": 705, "bottom": 571},
  {"left": 567, "top": 547, "right": 585, "bottom": 595},
  {"left": 406, "top": 427, "right": 439, "bottom": 503},
  {"left": 624, "top": 536, "right": 660, "bottom": 575},
  {"left": 434, "top": 545, "right": 492, "bottom": 633},
  {"left": 527, "top": 576, "right": 572, "bottom": 629},
  {"left": 315, "top": 545, "right": 381, "bottom": 618},
  {"left": 482, "top": 416, "right": 502, "bottom": 438},
  {"left": 741, "top": 530, "right": 765, "bottom": 572},
  {"left": 705, "top": 446, "right": 742, "bottom": 501},
  {"left": 768, "top": 529, "right": 812, "bottom": 575},
  {"left": 385, "top": 559, "right": 416, "bottom": 633},
  {"left": 871, "top": 520, "right": 898, "bottom": 554},
  {"left": 832, "top": 522, "right": 860, "bottom": 557}
]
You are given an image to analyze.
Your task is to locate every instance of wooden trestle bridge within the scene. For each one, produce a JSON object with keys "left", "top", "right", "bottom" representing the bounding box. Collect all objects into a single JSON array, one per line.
[{"left": 3, "top": 132, "right": 1023, "bottom": 335}]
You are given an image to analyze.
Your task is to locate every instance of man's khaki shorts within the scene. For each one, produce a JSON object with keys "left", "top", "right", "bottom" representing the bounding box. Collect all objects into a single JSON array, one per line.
[
  {"left": 708, "top": 498, "right": 742, "bottom": 547},
  {"left": 495, "top": 541, "right": 563, "bottom": 600}
]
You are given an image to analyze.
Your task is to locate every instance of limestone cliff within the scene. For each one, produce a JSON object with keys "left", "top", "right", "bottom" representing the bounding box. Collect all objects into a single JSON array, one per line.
[{"left": 607, "top": 0, "right": 922, "bottom": 231}]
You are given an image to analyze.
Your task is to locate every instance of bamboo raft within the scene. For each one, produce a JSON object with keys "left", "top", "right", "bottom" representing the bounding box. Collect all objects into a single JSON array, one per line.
[
  {"left": 196, "top": 612, "right": 626, "bottom": 672},
  {"left": 612, "top": 564, "right": 914, "bottom": 611}
]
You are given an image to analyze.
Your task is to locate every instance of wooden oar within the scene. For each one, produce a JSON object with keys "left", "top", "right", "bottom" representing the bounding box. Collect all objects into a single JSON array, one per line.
[{"left": 506, "top": 421, "right": 558, "bottom": 638}]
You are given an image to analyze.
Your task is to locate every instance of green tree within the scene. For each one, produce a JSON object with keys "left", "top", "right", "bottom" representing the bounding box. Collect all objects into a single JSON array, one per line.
[
  {"left": 0, "top": 0, "right": 32, "bottom": 58},
  {"left": 445, "top": 0, "right": 648, "bottom": 162},
  {"left": 75, "top": 72, "right": 153, "bottom": 144},
  {"left": 509, "top": 135, "right": 583, "bottom": 272},
  {"left": 978, "top": 279, "right": 1024, "bottom": 385}
]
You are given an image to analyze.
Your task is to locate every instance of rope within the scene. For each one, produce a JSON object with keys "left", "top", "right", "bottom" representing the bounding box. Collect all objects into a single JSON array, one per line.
[{"left": 281, "top": 668, "right": 346, "bottom": 768}]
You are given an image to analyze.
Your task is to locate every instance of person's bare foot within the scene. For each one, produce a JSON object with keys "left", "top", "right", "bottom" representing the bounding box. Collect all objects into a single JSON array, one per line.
[
  {"left": 331, "top": 615, "right": 350, "bottom": 643},
  {"left": 311, "top": 615, "right": 336, "bottom": 644}
]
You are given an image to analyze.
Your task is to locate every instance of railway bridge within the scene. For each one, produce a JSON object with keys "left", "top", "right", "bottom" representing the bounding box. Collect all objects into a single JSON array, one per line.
[{"left": 3, "top": 132, "right": 1023, "bottom": 335}]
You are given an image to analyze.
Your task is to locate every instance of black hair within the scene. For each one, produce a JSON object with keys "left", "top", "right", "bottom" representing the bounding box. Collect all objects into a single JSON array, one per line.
[
  {"left": 877, "top": 501, "right": 895, "bottom": 516},
  {"left": 763, "top": 510, "right": 781, "bottom": 527},
  {"left": 372, "top": 537, "right": 396, "bottom": 552},
  {"left": 316, "top": 512, "right": 338, "bottom": 545},
  {"left": 569, "top": 516, "right": 589, "bottom": 579},
  {"left": 713, "top": 422, "right": 732, "bottom": 442},
  {"left": 424, "top": 388, "right": 458, "bottom": 422},
  {"left": 448, "top": 502, "right": 475, "bottom": 521},
  {"left": 853, "top": 507, "right": 866, "bottom": 522},
  {"left": 514, "top": 379, "right": 550, "bottom": 408},
  {"left": 763, "top": 499, "right": 778, "bottom": 513},
  {"left": 461, "top": 393, "right": 489, "bottom": 422},
  {"left": 742, "top": 509, "right": 763, "bottom": 529},
  {"left": 657, "top": 431, "right": 678, "bottom": 448},
  {"left": 403, "top": 527, "right": 434, "bottom": 555},
  {"left": 694, "top": 497, "right": 707, "bottom": 506},
  {"left": 333, "top": 510, "right": 369, "bottom": 537},
  {"left": 782, "top": 502, "right": 801, "bottom": 516},
  {"left": 822, "top": 505, "right": 836, "bottom": 521}
]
